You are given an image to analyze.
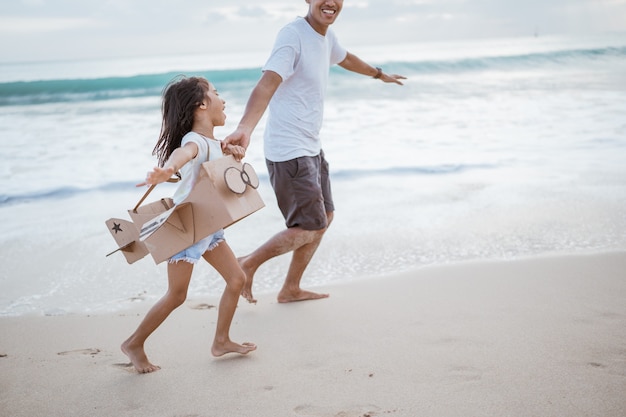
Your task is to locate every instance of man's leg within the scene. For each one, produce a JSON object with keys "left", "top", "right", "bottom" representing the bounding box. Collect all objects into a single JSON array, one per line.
[
  {"left": 240, "top": 224, "right": 324, "bottom": 303},
  {"left": 277, "top": 211, "right": 333, "bottom": 302},
  {"left": 240, "top": 153, "right": 333, "bottom": 302}
]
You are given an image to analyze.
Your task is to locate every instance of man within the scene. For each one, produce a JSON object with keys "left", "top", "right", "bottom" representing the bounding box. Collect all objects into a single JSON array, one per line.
[{"left": 223, "top": 0, "right": 406, "bottom": 303}]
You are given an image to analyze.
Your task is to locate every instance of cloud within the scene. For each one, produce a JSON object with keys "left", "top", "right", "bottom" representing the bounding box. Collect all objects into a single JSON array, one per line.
[
  {"left": 0, "top": 16, "right": 100, "bottom": 33},
  {"left": 237, "top": 6, "right": 272, "bottom": 19},
  {"left": 0, "top": 0, "right": 624, "bottom": 62},
  {"left": 338, "top": 0, "right": 626, "bottom": 42},
  {"left": 201, "top": 3, "right": 303, "bottom": 22}
]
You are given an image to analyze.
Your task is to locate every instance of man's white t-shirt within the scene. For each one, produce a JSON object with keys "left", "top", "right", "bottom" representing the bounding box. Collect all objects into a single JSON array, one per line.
[{"left": 262, "top": 17, "right": 347, "bottom": 162}]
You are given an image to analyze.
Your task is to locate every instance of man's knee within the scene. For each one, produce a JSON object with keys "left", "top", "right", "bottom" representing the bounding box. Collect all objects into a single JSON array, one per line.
[{"left": 291, "top": 226, "right": 325, "bottom": 246}]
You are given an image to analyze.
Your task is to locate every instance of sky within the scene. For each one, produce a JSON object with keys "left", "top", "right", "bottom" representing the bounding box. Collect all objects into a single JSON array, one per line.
[{"left": 1, "top": 0, "right": 625, "bottom": 63}]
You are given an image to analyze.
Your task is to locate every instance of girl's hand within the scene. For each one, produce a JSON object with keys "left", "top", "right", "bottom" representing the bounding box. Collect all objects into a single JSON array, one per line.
[
  {"left": 136, "top": 166, "right": 176, "bottom": 187},
  {"left": 223, "top": 143, "right": 246, "bottom": 161}
]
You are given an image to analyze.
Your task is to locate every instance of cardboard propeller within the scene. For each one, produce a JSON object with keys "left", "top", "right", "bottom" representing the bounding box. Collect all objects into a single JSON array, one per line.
[{"left": 224, "top": 162, "right": 260, "bottom": 194}]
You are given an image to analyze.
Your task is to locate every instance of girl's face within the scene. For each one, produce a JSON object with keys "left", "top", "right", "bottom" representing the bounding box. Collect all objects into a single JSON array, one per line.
[{"left": 201, "top": 82, "right": 226, "bottom": 127}]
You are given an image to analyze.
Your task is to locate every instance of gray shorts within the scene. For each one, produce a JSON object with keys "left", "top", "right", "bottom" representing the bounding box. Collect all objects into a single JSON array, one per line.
[{"left": 266, "top": 150, "right": 334, "bottom": 231}]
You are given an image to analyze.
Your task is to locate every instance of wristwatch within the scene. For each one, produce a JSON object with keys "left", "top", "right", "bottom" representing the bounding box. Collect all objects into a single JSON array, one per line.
[{"left": 373, "top": 67, "right": 382, "bottom": 79}]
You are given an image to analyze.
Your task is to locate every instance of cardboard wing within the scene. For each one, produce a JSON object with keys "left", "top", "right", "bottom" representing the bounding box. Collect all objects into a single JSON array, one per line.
[
  {"left": 105, "top": 155, "right": 264, "bottom": 265},
  {"left": 133, "top": 202, "right": 195, "bottom": 264}
]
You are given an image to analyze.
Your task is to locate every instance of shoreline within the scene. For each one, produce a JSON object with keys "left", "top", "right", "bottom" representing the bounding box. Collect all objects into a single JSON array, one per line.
[
  {"left": 3, "top": 169, "right": 626, "bottom": 318},
  {"left": 1, "top": 251, "right": 625, "bottom": 416}
]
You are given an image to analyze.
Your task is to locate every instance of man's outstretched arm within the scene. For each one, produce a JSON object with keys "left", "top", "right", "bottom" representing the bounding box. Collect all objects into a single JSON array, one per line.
[{"left": 338, "top": 52, "right": 406, "bottom": 85}]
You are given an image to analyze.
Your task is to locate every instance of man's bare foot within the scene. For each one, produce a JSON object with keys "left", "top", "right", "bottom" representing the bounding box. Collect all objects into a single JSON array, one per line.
[
  {"left": 238, "top": 256, "right": 257, "bottom": 304},
  {"left": 277, "top": 289, "right": 329, "bottom": 303},
  {"left": 121, "top": 340, "right": 161, "bottom": 374},
  {"left": 211, "top": 340, "right": 257, "bottom": 357}
]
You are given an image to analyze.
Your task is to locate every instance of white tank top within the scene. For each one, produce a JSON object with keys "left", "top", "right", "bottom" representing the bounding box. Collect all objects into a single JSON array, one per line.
[{"left": 172, "top": 132, "right": 222, "bottom": 204}]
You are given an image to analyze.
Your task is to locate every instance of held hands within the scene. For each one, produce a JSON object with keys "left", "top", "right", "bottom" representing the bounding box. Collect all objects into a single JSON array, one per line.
[
  {"left": 222, "top": 128, "right": 251, "bottom": 154},
  {"left": 223, "top": 143, "right": 246, "bottom": 161}
]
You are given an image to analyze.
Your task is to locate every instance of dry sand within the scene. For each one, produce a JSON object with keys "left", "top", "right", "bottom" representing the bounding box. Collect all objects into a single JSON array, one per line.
[{"left": 1, "top": 251, "right": 625, "bottom": 417}]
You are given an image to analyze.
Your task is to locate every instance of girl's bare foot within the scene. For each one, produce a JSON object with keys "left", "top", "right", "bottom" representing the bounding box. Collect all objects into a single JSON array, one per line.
[
  {"left": 238, "top": 256, "right": 258, "bottom": 304},
  {"left": 277, "top": 288, "right": 329, "bottom": 303},
  {"left": 211, "top": 340, "right": 257, "bottom": 357},
  {"left": 121, "top": 340, "right": 161, "bottom": 374},
  {"left": 241, "top": 288, "right": 257, "bottom": 304}
]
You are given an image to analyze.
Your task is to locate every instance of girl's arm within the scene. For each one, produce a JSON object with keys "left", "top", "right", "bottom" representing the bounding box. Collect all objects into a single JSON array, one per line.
[{"left": 137, "top": 142, "right": 198, "bottom": 187}]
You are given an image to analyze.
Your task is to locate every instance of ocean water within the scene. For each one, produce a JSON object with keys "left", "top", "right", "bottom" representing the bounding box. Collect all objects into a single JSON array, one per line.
[{"left": 1, "top": 33, "right": 625, "bottom": 316}]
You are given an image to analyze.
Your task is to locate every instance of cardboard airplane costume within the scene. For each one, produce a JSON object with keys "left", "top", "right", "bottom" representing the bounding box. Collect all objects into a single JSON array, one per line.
[{"left": 105, "top": 155, "right": 264, "bottom": 264}]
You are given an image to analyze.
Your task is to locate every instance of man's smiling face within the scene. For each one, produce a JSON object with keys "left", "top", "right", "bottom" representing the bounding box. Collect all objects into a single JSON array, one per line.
[{"left": 305, "top": 0, "right": 343, "bottom": 33}]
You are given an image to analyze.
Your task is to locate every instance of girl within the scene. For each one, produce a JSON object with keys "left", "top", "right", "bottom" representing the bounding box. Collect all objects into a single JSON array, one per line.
[{"left": 121, "top": 76, "right": 256, "bottom": 374}]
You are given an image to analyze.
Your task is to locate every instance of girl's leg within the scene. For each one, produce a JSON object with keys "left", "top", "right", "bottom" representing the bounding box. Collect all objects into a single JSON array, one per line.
[
  {"left": 202, "top": 242, "right": 257, "bottom": 356},
  {"left": 121, "top": 261, "right": 193, "bottom": 373}
]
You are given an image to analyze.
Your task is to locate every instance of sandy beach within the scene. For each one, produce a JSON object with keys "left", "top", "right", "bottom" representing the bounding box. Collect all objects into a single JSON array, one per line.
[
  {"left": 2, "top": 23, "right": 626, "bottom": 417},
  {"left": 1, "top": 251, "right": 625, "bottom": 417}
]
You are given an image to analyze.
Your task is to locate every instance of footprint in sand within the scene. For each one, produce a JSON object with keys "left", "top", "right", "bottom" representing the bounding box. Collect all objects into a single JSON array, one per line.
[
  {"left": 588, "top": 362, "right": 606, "bottom": 368},
  {"left": 128, "top": 291, "right": 147, "bottom": 302},
  {"left": 294, "top": 404, "right": 385, "bottom": 417},
  {"left": 448, "top": 365, "right": 483, "bottom": 382},
  {"left": 112, "top": 362, "right": 137, "bottom": 373},
  {"left": 190, "top": 303, "right": 216, "bottom": 310},
  {"left": 57, "top": 348, "right": 101, "bottom": 356}
]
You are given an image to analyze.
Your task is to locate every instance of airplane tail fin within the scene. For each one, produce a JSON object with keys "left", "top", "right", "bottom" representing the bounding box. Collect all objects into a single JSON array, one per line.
[{"left": 105, "top": 218, "right": 149, "bottom": 264}]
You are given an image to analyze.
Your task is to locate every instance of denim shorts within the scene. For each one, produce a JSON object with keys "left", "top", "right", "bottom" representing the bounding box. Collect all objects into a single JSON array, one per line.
[{"left": 169, "top": 229, "right": 225, "bottom": 264}]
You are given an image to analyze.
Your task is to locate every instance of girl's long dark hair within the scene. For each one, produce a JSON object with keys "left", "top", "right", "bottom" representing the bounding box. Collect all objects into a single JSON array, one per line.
[{"left": 153, "top": 76, "right": 209, "bottom": 166}]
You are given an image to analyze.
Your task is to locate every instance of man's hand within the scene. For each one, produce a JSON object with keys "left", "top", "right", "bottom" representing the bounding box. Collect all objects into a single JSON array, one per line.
[
  {"left": 222, "top": 128, "right": 251, "bottom": 152},
  {"left": 379, "top": 72, "right": 407, "bottom": 86}
]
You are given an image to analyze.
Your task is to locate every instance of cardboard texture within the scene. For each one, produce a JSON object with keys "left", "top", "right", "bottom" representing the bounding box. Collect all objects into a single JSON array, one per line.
[
  {"left": 104, "top": 218, "right": 149, "bottom": 264},
  {"left": 106, "top": 155, "right": 264, "bottom": 264}
]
